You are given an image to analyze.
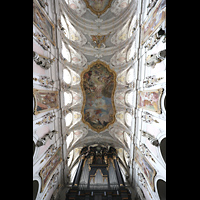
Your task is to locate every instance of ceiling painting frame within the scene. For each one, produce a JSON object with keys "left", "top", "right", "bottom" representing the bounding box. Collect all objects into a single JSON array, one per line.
[
  {"left": 80, "top": 60, "right": 116, "bottom": 133},
  {"left": 82, "top": 0, "right": 114, "bottom": 17}
]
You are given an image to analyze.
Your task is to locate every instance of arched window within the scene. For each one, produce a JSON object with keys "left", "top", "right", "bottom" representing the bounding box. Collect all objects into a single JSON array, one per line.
[
  {"left": 126, "top": 67, "right": 134, "bottom": 84},
  {"left": 67, "top": 150, "right": 73, "bottom": 167},
  {"left": 70, "top": 162, "right": 79, "bottom": 183},
  {"left": 125, "top": 90, "right": 134, "bottom": 106},
  {"left": 124, "top": 150, "right": 130, "bottom": 166},
  {"left": 125, "top": 112, "right": 132, "bottom": 127},
  {"left": 64, "top": 92, "right": 72, "bottom": 105},
  {"left": 124, "top": 132, "right": 131, "bottom": 149},
  {"left": 66, "top": 131, "right": 74, "bottom": 148},
  {"left": 61, "top": 41, "right": 71, "bottom": 62},
  {"left": 63, "top": 68, "right": 71, "bottom": 84},
  {"left": 127, "top": 41, "right": 136, "bottom": 61},
  {"left": 65, "top": 112, "right": 73, "bottom": 127},
  {"left": 61, "top": 15, "right": 69, "bottom": 38}
]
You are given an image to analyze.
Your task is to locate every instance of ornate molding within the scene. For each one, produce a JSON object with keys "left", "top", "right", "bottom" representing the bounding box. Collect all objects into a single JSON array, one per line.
[
  {"left": 80, "top": 60, "right": 116, "bottom": 133},
  {"left": 82, "top": 0, "right": 114, "bottom": 17}
]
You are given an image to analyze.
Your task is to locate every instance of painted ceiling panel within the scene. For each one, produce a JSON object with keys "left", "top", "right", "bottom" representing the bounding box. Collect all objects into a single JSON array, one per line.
[{"left": 81, "top": 60, "right": 116, "bottom": 132}]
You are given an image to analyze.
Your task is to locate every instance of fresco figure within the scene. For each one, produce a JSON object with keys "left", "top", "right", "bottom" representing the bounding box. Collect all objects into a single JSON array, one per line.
[{"left": 81, "top": 61, "right": 116, "bottom": 132}]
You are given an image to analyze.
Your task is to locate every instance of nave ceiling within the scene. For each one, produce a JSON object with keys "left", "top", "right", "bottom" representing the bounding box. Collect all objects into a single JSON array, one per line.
[
  {"left": 58, "top": 0, "right": 138, "bottom": 158},
  {"left": 33, "top": 0, "right": 166, "bottom": 199}
]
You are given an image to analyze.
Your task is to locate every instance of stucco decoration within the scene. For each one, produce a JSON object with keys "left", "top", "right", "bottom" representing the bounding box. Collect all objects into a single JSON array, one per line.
[
  {"left": 71, "top": 90, "right": 82, "bottom": 106},
  {"left": 110, "top": 128, "right": 125, "bottom": 147},
  {"left": 82, "top": 0, "right": 114, "bottom": 17},
  {"left": 109, "top": 127, "right": 130, "bottom": 150},
  {"left": 141, "top": 0, "right": 166, "bottom": 45},
  {"left": 127, "top": 41, "right": 136, "bottom": 62},
  {"left": 116, "top": 69, "right": 127, "bottom": 85},
  {"left": 60, "top": 14, "right": 87, "bottom": 46},
  {"left": 72, "top": 111, "right": 82, "bottom": 127},
  {"left": 128, "top": 14, "right": 138, "bottom": 38},
  {"left": 33, "top": 89, "right": 59, "bottom": 115},
  {"left": 126, "top": 67, "right": 135, "bottom": 84},
  {"left": 111, "top": 19, "right": 131, "bottom": 45},
  {"left": 65, "top": 0, "right": 87, "bottom": 17},
  {"left": 110, "top": 46, "right": 129, "bottom": 66},
  {"left": 33, "top": 0, "right": 56, "bottom": 46},
  {"left": 81, "top": 60, "right": 116, "bottom": 133},
  {"left": 72, "top": 128, "right": 88, "bottom": 146},
  {"left": 39, "top": 147, "right": 62, "bottom": 192},
  {"left": 115, "top": 92, "right": 125, "bottom": 106},
  {"left": 138, "top": 88, "right": 164, "bottom": 114},
  {"left": 61, "top": 41, "right": 71, "bottom": 62},
  {"left": 134, "top": 146, "right": 156, "bottom": 191},
  {"left": 70, "top": 69, "right": 81, "bottom": 85},
  {"left": 89, "top": 33, "right": 111, "bottom": 49},
  {"left": 68, "top": 45, "right": 87, "bottom": 68},
  {"left": 110, "top": 0, "right": 130, "bottom": 16},
  {"left": 115, "top": 111, "right": 125, "bottom": 126}
]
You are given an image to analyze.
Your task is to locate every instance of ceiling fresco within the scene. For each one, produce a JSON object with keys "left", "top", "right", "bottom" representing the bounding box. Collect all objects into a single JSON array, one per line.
[
  {"left": 82, "top": 0, "right": 114, "bottom": 17},
  {"left": 81, "top": 60, "right": 116, "bottom": 133}
]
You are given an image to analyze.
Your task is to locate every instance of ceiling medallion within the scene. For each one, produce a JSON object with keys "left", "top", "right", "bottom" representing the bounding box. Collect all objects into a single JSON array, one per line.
[
  {"left": 82, "top": 0, "right": 114, "bottom": 17},
  {"left": 81, "top": 60, "right": 116, "bottom": 133},
  {"left": 90, "top": 33, "right": 111, "bottom": 48}
]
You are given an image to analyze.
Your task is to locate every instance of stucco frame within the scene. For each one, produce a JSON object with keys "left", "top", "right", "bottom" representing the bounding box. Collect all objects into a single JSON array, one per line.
[
  {"left": 33, "top": 0, "right": 56, "bottom": 46},
  {"left": 82, "top": 0, "right": 114, "bottom": 17},
  {"left": 80, "top": 60, "right": 116, "bottom": 133},
  {"left": 33, "top": 89, "right": 59, "bottom": 115}
]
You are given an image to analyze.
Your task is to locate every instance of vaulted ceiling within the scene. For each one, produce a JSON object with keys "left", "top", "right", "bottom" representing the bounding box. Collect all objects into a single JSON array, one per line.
[{"left": 59, "top": 0, "right": 138, "bottom": 164}]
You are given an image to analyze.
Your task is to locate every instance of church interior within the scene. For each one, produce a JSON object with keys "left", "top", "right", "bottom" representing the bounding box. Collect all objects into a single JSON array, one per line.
[{"left": 33, "top": 0, "right": 166, "bottom": 199}]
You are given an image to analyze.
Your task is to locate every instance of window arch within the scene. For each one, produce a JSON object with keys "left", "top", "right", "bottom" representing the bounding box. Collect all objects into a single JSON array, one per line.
[
  {"left": 127, "top": 41, "right": 136, "bottom": 61},
  {"left": 66, "top": 131, "right": 74, "bottom": 148},
  {"left": 63, "top": 68, "right": 71, "bottom": 84},
  {"left": 123, "top": 150, "right": 130, "bottom": 166},
  {"left": 61, "top": 41, "right": 71, "bottom": 62},
  {"left": 61, "top": 15, "right": 69, "bottom": 38},
  {"left": 67, "top": 149, "right": 73, "bottom": 167},
  {"left": 126, "top": 67, "right": 134, "bottom": 84},
  {"left": 64, "top": 91, "right": 72, "bottom": 106},
  {"left": 125, "top": 112, "right": 132, "bottom": 127},
  {"left": 65, "top": 112, "right": 73, "bottom": 127},
  {"left": 124, "top": 132, "right": 131, "bottom": 149},
  {"left": 125, "top": 90, "right": 134, "bottom": 107},
  {"left": 70, "top": 161, "right": 79, "bottom": 183}
]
